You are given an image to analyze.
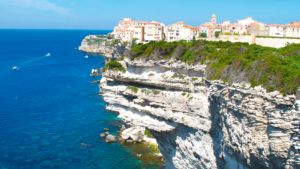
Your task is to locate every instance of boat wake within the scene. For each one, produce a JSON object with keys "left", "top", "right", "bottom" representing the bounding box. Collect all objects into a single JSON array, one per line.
[{"left": 11, "top": 53, "right": 52, "bottom": 71}]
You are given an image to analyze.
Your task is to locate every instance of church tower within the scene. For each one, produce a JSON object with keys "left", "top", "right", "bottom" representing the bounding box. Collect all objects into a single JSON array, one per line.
[{"left": 211, "top": 14, "right": 217, "bottom": 25}]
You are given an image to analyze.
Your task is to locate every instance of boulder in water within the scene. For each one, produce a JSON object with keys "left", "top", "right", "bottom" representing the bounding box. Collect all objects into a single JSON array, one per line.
[
  {"left": 105, "top": 134, "right": 116, "bottom": 143},
  {"left": 121, "top": 126, "right": 145, "bottom": 142},
  {"left": 99, "top": 133, "right": 106, "bottom": 138}
]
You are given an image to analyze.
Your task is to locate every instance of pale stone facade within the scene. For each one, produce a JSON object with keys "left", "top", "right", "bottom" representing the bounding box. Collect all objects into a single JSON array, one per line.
[
  {"left": 285, "top": 22, "right": 300, "bottom": 37},
  {"left": 165, "top": 22, "right": 199, "bottom": 41},
  {"left": 256, "top": 22, "right": 300, "bottom": 38},
  {"left": 112, "top": 18, "right": 164, "bottom": 43}
]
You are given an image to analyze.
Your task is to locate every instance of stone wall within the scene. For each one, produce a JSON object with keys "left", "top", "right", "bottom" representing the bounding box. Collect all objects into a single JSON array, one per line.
[
  {"left": 255, "top": 37, "right": 300, "bottom": 48},
  {"left": 204, "top": 35, "right": 300, "bottom": 48}
]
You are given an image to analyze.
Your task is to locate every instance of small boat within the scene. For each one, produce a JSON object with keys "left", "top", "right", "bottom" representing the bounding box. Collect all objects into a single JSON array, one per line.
[
  {"left": 45, "top": 53, "right": 51, "bottom": 57},
  {"left": 12, "top": 66, "right": 19, "bottom": 71},
  {"left": 90, "top": 69, "right": 99, "bottom": 76},
  {"left": 85, "top": 55, "right": 89, "bottom": 59}
]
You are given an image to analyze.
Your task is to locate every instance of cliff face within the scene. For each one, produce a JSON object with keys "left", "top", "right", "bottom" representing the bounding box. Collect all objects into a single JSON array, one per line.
[
  {"left": 79, "top": 35, "right": 128, "bottom": 58},
  {"left": 100, "top": 59, "right": 300, "bottom": 169}
]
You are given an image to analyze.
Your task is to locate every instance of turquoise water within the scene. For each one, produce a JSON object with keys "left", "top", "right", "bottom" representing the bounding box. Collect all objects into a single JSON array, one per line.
[{"left": 0, "top": 30, "right": 151, "bottom": 169}]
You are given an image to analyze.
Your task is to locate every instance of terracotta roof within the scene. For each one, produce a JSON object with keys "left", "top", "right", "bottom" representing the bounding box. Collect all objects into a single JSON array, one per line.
[
  {"left": 267, "top": 24, "right": 286, "bottom": 27},
  {"left": 289, "top": 22, "right": 300, "bottom": 28},
  {"left": 183, "top": 25, "right": 199, "bottom": 31},
  {"left": 175, "top": 21, "right": 185, "bottom": 25}
]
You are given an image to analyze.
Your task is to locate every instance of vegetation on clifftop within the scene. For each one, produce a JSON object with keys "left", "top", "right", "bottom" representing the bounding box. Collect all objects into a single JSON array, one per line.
[
  {"left": 128, "top": 40, "right": 300, "bottom": 95},
  {"left": 102, "top": 59, "right": 126, "bottom": 73}
]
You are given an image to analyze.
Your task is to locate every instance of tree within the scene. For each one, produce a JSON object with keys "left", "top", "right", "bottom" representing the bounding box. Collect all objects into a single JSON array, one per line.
[
  {"left": 131, "top": 38, "right": 138, "bottom": 48},
  {"left": 200, "top": 33, "right": 207, "bottom": 38},
  {"left": 215, "top": 31, "right": 221, "bottom": 38}
]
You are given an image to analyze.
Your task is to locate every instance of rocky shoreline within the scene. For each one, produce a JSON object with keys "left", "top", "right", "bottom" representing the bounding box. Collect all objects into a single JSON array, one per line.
[
  {"left": 80, "top": 36, "right": 300, "bottom": 169},
  {"left": 98, "top": 125, "right": 164, "bottom": 167}
]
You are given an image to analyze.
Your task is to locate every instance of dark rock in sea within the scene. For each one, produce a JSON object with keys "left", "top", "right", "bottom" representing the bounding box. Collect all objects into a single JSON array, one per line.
[{"left": 104, "top": 128, "right": 109, "bottom": 131}]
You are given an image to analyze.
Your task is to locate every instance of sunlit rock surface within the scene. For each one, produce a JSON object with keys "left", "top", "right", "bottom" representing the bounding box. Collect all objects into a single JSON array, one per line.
[
  {"left": 78, "top": 33, "right": 300, "bottom": 169},
  {"left": 99, "top": 58, "right": 299, "bottom": 169}
]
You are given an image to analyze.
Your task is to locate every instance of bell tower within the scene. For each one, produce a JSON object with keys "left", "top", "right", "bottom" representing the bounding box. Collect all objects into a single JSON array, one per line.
[{"left": 211, "top": 14, "right": 217, "bottom": 25}]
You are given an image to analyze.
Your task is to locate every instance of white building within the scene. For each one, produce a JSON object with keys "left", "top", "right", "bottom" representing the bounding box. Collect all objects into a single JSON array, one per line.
[
  {"left": 285, "top": 22, "right": 300, "bottom": 38},
  {"left": 144, "top": 22, "right": 165, "bottom": 42},
  {"left": 237, "top": 17, "right": 255, "bottom": 26},
  {"left": 113, "top": 18, "right": 135, "bottom": 42},
  {"left": 266, "top": 22, "right": 300, "bottom": 38},
  {"left": 165, "top": 22, "right": 199, "bottom": 41},
  {"left": 267, "top": 24, "right": 285, "bottom": 37}
]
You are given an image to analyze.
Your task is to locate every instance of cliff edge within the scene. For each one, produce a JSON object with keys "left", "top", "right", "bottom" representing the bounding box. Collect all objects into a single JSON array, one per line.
[{"left": 81, "top": 37, "right": 300, "bottom": 169}]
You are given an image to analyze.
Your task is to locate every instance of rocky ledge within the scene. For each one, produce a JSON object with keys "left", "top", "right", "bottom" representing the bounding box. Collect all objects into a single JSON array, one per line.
[
  {"left": 79, "top": 35, "right": 128, "bottom": 58},
  {"left": 100, "top": 58, "right": 300, "bottom": 169}
]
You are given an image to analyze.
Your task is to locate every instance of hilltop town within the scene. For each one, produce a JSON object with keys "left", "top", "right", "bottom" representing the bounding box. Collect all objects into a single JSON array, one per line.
[{"left": 111, "top": 15, "right": 300, "bottom": 48}]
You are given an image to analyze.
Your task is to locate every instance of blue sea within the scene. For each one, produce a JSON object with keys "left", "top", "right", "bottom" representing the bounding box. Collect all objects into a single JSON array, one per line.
[{"left": 0, "top": 30, "right": 155, "bottom": 169}]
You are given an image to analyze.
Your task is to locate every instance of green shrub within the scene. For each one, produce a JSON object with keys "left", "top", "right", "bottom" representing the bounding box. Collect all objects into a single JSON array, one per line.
[
  {"left": 141, "top": 89, "right": 151, "bottom": 95},
  {"left": 128, "top": 86, "right": 139, "bottom": 93},
  {"left": 192, "top": 77, "right": 198, "bottom": 81},
  {"left": 141, "top": 89, "right": 160, "bottom": 95},
  {"left": 152, "top": 90, "right": 160, "bottom": 95},
  {"left": 148, "top": 144, "right": 160, "bottom": 154},
  {"left": 215, "top": 31, "right": 221, "bottom": 38},
  {"left": 87, "top": 38, "right": 104, "bottom": 45},
  {"left": 200, "top": 33, "right": 207, "bottom": 38},
  {"left": 103, "top": 60, "right": 125, "bottom": 72},
  {"left": 144, "top": 129, "right": 154, "bottom": 138}
]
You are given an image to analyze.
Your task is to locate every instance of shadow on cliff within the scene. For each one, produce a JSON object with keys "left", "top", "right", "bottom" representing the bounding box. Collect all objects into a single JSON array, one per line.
[{"left": 150, "top": 124, "right": 198, "bottom": 169}]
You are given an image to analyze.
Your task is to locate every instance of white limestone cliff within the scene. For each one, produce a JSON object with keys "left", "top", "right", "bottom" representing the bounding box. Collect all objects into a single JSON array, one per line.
[
  {"left": 79, "top": 36, "right": 300, "bottom": 169},
  {"left": 100, "top": 59, "right": 300, "bottom": 169},
  {"left": 79, "top": 35, "right": 128, "bottom": 58}
]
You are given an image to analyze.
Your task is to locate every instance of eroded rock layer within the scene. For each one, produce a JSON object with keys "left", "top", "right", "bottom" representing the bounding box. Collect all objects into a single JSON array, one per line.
[{"left": 100, "top": 58, "right": 300, "bottom": 169}]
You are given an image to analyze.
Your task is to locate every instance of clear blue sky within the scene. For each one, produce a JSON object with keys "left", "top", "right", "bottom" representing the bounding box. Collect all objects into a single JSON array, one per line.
[{"left": 0, "top": 0, "right": 299, "bottom": 30}]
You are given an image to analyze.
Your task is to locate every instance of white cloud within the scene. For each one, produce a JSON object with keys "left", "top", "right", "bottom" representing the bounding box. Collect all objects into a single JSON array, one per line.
[{"left": 11, "top": 0, "right": 70, "bottom": 14}]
